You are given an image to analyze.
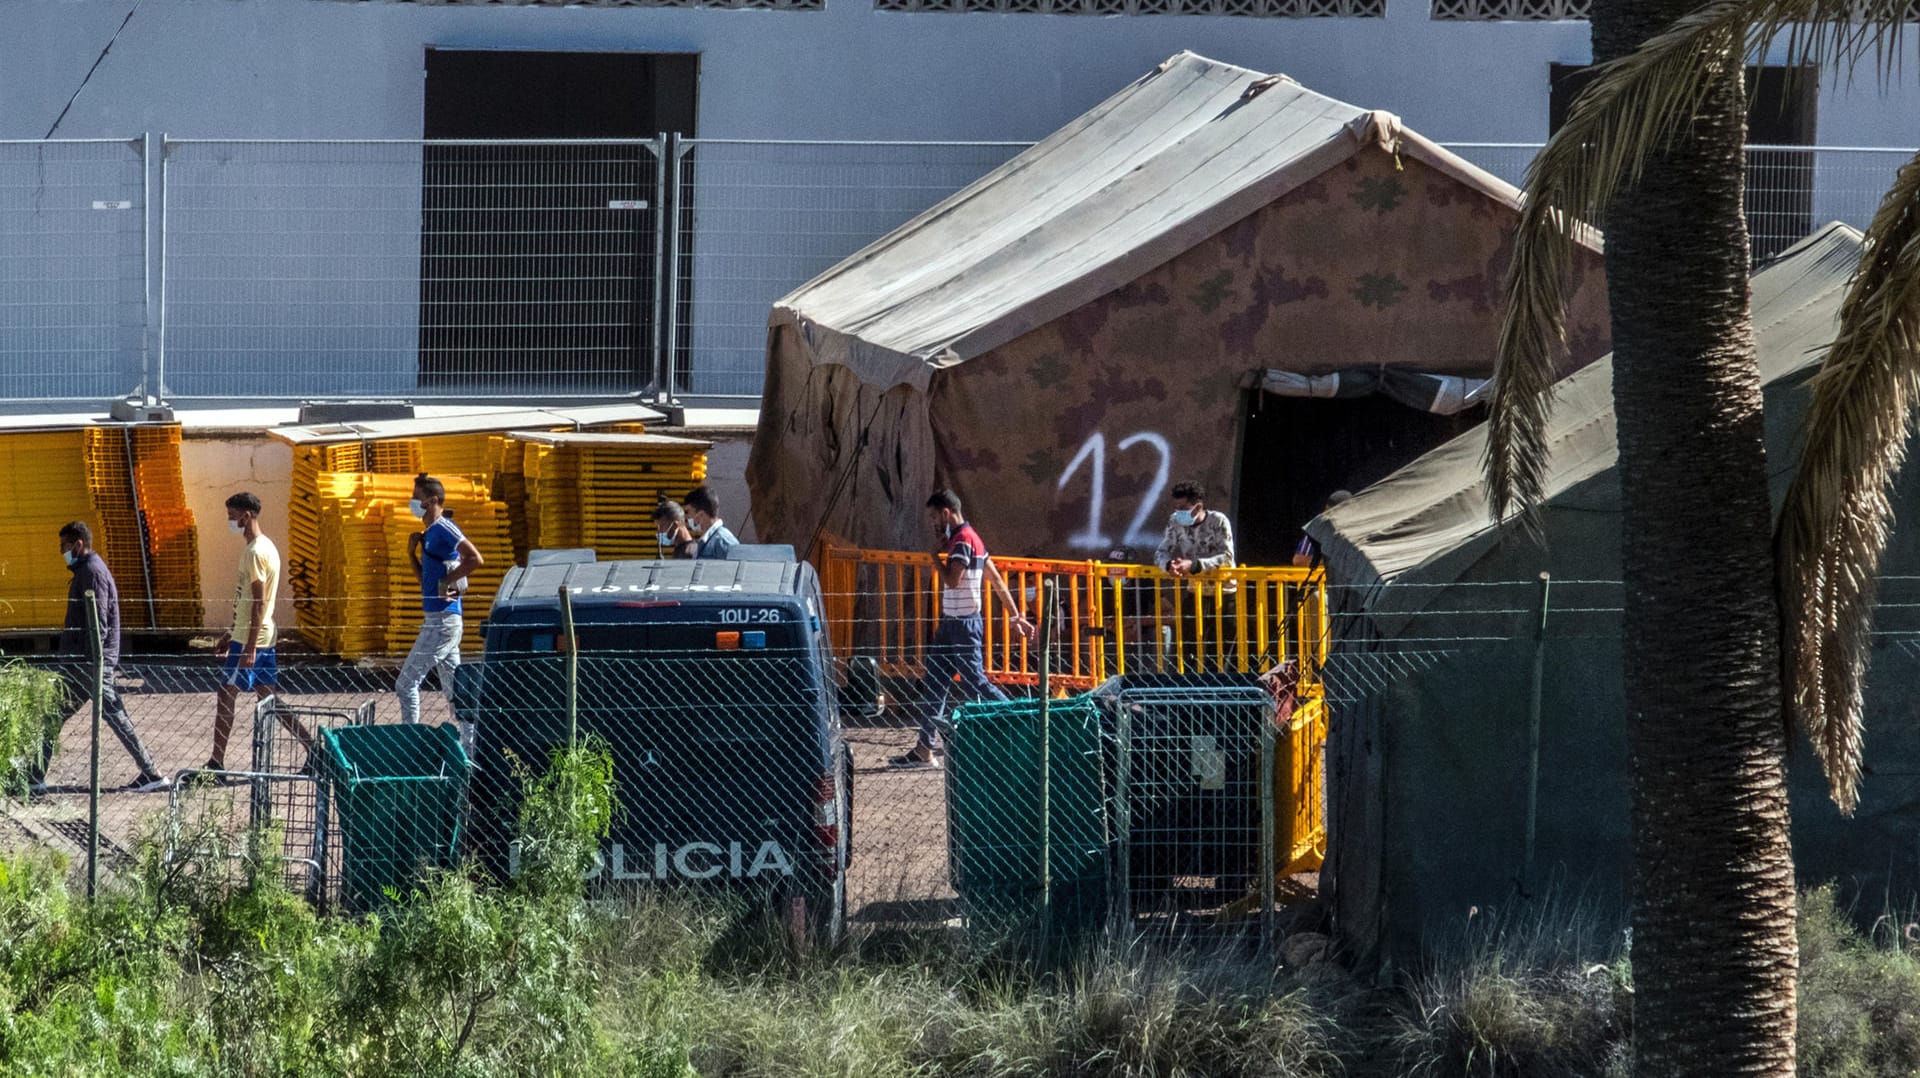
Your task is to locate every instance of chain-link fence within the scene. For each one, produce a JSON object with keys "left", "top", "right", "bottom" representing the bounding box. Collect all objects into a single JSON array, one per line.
[
  {"left": 14, "top": 570, "right": 1920, "bottom": 952},
  {"left": 0, "top": 138, "right": 148, "bottom": 402},
  {"left": 0, "top": 593, "right": 1326, "bottom": 946}
]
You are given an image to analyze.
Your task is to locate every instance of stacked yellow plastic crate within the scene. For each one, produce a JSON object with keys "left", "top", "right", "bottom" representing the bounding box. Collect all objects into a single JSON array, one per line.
[
  {"left": 0, "top": 430, "right": 106, "bottom": 631},
  {"left": 287, "top": 441, "right": 422, "bottom": 653},
  {"left": 508, "top": 432, "right": 711, "bottom": 561},
  {"left": 488, "top": 436, "right": 536, "bottom": 564},
  {"left": 285, "top": 436, "right": 512, "bottom": 659},
  {"left": 77, "top": 429, "right": 150, "bottom": 628}
]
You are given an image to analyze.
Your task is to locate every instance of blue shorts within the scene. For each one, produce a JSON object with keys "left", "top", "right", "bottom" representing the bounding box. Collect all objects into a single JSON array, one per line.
[{"left": 223, "top": 642, "right": 279, "bottom": 690}]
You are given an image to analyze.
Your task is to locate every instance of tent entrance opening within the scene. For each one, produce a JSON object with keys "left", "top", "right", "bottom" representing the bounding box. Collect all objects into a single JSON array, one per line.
[{"left": 1234, "top": 392, "right": 1485, "bottom": 565}]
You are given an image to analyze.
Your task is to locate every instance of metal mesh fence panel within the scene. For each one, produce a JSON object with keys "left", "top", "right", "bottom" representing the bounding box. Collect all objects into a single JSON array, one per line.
[
  {"left": 0, "top": 137, "right": 1909, "bottom": 404},
  {"left": 1100, "top": 680, "right": 1275, "bottom": 936},
  {"left": 0, "top": 139, "right": 147, "bottom": 401},
  {"left": 666, "top": 139, "right": 1027, "bottom": 398},
  {"left": 160, "top": 139, "right": 664, "bottom": 400}
]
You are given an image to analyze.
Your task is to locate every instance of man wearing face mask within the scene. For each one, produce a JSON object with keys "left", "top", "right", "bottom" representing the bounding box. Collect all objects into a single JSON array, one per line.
[
  {"left": 681, "top": 486, "right": 739, "bottom": 560},
  {"left": 1154, "top": 481, "right": 1235, "bottom": 578},
  {"left": 653, "top": 499, "right": 695, "bottom": 558},
  {"left": 399, "top": 474, "right": 483, "bottom": 729},
  {"left": 1152, "top": 481, "right": 1238, "bottom": 673},
  {"left": 33, "top": 522, "right": 168, "bottom": 793}
]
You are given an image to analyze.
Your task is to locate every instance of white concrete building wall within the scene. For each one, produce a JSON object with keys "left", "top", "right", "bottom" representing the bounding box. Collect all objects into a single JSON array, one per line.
[
  {"left": 9, "top": 0, "right": 1912, "bottom": 147},
  {"left": 180, "top": 433, "right": 297, "bottom": 639}
]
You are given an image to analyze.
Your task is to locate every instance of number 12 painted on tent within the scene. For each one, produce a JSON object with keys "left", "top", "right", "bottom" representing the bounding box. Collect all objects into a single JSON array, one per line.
[{"left": 1055, "top": 431, "right": 1170, "bottom": 550}]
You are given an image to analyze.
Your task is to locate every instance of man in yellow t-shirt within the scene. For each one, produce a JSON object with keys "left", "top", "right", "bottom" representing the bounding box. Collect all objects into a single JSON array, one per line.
[{"left": 206, "top": 491, "right": 308, "bottom": 773}]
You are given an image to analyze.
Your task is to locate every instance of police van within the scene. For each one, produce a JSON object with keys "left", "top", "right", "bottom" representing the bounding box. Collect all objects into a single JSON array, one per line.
[{"left": 455, "top": 550, "right": 854, "bottom": 941}]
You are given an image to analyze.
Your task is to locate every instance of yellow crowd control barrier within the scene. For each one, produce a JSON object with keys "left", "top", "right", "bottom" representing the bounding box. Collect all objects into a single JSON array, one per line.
[
  {"left": 819, "top": 541, "right": 1330, "bottom": 881},
  {"left": 818, "top": 543, "right": 1330, "bottom": 693}
]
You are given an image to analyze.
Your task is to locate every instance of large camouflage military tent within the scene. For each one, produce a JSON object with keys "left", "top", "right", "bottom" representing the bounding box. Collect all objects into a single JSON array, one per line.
[
  {"left": 747, "top": 52, "right": 1610, "bottom": 563},
  {"left": 1303, "top": 224, "right": 1920, "bottom": 968}
]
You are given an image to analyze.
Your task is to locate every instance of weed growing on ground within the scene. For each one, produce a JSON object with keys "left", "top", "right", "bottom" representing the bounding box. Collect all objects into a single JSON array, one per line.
[{"left": 1392, "top": 895, "right": 1633, "bottom": 1078}]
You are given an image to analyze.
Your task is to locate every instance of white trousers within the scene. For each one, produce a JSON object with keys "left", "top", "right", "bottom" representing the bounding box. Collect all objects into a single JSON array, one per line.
[{"left": 397, "top": 611, "right": 463, "bottom": 725}]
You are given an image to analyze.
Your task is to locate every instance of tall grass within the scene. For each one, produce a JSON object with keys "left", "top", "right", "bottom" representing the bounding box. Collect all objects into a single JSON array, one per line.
[
  {"left": 1797, "top": 884, "right": 1920, "bottom": 1077},
  {"left": 9, "top": 744, "right": 1920, "bottom": 1076},
  {"left": 1391, "top": 895, "right": 1633, "bottom": 1078}
]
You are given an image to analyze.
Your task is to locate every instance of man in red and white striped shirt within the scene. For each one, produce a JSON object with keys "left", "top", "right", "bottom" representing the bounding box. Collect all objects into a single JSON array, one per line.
[{"left": 893, "top": 489, "right": 1034, "bottom": 769}]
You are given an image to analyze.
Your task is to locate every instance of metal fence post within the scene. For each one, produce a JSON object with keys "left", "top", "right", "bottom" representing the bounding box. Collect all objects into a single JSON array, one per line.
[
  {"left": 648, "top": 134, "right": 671, "bottom": 402},
  {"left": 140, "top": 132, "right": 158, "bottom": 403},
  {"left": 1037, "top": 579, "right": 1055, "bottom": 939},
  {"left": 84, "top": 589, "right": 103, "bottom": 900},
  {"left": 1259, "top": 718, "right": 1276, "bottom": 952},
  {"left": 660, "top": 132, "right": 687, "bottom": 404},
  {"left": 1113, "top": 683, "right": 1131, "bottom": 934},
  {"left": 155, "top": 134, "right": 170, "bottom": 401},
  {"left": 560, "top": 587, "right": 578, "bottom": 746},
  {"left": 1522, "top": 571, "right": 1552, "bottom": 894}
]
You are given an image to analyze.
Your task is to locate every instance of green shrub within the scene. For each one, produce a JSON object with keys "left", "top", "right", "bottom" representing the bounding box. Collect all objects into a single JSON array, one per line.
[
  {"left": 1797, "top": 884, "right": 1920, "bottom": 1077},
  {"left": 0, "top": 663, "right": 68, "bottom": 798}
]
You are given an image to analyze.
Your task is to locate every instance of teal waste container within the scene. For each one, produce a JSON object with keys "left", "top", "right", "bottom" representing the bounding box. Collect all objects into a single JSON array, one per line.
[
  {"left": 320, "top": 722, "right": 471, "bottom": 913},
  {"left": 944, "top": 694, "right": 1108, "bottom": 939}
]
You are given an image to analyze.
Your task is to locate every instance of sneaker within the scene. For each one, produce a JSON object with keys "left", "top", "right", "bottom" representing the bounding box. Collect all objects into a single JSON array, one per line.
[{"left": 131, "top": 772, "right": 173, "bottom": 793}]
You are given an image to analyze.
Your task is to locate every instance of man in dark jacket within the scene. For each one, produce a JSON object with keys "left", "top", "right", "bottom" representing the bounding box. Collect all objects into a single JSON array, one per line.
[{"left": 33, "top": 522, "right": 169, "bottom": 793}]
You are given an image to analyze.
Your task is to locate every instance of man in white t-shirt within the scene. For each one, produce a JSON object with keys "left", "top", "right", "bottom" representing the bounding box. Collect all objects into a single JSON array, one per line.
[{"left": 399, "top": 474, "right": 483, "bottom": 736}]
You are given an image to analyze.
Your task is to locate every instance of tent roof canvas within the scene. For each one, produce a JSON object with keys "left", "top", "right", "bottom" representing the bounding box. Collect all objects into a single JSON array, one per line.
[
  {"left": 772, "top": 51, "right": 1582, "bottom": 392},
  {"left": 1307, "top": 221, "right": 1863, "bottom": 624}
]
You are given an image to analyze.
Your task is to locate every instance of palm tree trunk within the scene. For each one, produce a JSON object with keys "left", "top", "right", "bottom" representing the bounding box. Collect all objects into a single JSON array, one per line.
[{"left": 1590, "top": 1, "right": 1798, "bottom": 1074}]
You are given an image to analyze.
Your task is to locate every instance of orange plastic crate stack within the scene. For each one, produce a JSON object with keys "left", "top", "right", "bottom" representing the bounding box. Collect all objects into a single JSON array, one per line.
[
  {"left": 78, "top": 429, "right": 152, "bottom": 628},
  {"left": 127, "top": 426, "right": 203, "bottom": 632}
]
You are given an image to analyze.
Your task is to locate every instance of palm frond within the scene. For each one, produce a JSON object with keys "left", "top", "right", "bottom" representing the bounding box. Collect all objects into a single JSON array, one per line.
[
  {"left": 1486, "top": 8, "right": 1747, "bottom": 521},
  {"left": 1485, "top": 0, "right": 1918, "bottom": 524},
  {"left": 1778, "top": 151, "right": 1920, "bottom": 814}
]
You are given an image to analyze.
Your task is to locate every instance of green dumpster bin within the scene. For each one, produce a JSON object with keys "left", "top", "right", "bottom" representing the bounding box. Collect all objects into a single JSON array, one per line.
[
  {"left": 944, "top": 694, "right": 1108, "bottom": 939},
  {"left": 320, "top": 722, "right": 471, "bottom": 913}
]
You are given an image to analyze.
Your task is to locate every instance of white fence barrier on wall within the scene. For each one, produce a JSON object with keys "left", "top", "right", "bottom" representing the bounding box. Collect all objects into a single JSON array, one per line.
[
  {"left": 0, "top": 139, "right": 148, "bottom": 402},
  {"left": 0, "top": 137, "right": 1909, "bottom": 404}
]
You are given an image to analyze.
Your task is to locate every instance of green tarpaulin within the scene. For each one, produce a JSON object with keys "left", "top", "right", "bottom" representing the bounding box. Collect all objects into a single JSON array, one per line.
[{"left": 1304, "top": 223, "right": 1920, "bottom": 967}]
